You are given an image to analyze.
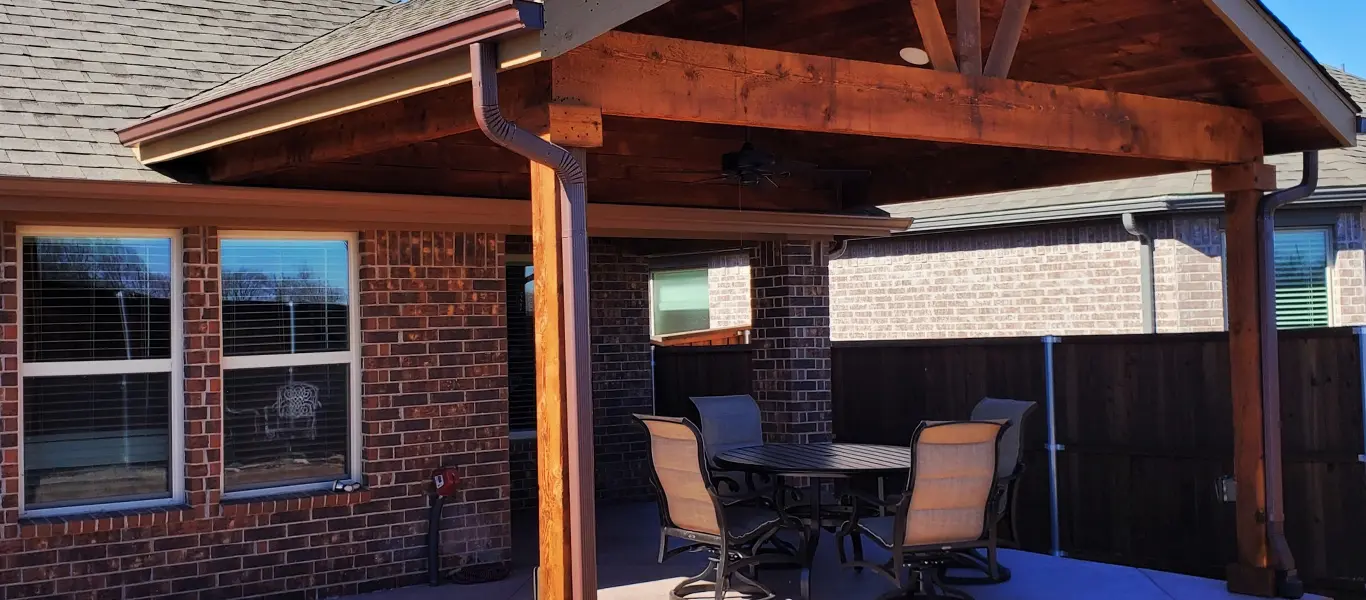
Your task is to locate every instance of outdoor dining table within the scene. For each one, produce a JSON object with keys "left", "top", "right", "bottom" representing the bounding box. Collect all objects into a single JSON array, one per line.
[{"left": 714, "top": 442, "right": 913, "bottom": 600}]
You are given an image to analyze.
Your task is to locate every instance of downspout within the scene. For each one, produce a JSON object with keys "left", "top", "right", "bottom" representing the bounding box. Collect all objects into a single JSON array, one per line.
[
  {"left": 1121, "top": 213, "right": 1157, "bottom": 334},
  {"left": 470, "top": 41, "right": 595, "bottom": 598},
  {"left": 1258, "top": 151, "right": 1318, "bottom": 597}
]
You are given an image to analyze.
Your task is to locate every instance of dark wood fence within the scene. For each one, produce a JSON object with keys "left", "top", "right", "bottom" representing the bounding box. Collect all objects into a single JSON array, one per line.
[
  {"left": 652, "top": 345, "right": 754, "bottom": 423},
  {"left": 830, "top": 329, "right": 1366, "bottom": 595}
]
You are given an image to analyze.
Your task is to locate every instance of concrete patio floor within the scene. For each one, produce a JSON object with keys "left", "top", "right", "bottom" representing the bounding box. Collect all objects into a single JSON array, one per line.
[{"left": 348, "top": 503, "right": 1325, "bottom": 600}]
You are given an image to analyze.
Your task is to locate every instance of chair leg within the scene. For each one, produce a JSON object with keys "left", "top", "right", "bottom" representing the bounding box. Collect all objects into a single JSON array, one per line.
[
  {"left": 715, "top": 550, "right": 729, "bottom": 600},
  {"left": 658, "top": 530, "right": 667, "bottom": 564}
]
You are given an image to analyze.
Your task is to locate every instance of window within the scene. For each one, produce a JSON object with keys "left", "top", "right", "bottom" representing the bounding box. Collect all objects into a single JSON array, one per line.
[
  {"left": 651, "top": 268, "right": 710, "bottom": 335},
  {"left": 1273, "top": 228, "right": 1332, "bottom": 329},
  {"left": 20, "top": 229, "right": 181, "bottom": 514},
  {"left": 506, "top": 264, "right": 535, "bottom": 432},
  {"left": 220, "top": 234, "right": 359, "bottom": 496}
]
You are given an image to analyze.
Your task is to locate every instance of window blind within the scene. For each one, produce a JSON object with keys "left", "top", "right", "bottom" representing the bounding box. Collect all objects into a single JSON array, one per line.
[
  {"left": 1273, "top": 229, "right": 1331, "bottom": 329},
  {"left": 221, "top": 238, "right": 354, "bottom": 493},
  {"left": 20, "top": 234, "right": 175, "bottom": 511},
  {"left": 652, "top": 269, "right": 711, "bottom": 335}
]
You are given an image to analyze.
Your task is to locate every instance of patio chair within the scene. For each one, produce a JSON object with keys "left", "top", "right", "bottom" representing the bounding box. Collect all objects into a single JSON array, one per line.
[
  {"left": 935, "top": 397, "right": 1038, "bottom": 585},
  {"left": 634, "top": 414, "right": 789, "bottom": 600},
  {"left": 836, "top": 420, "right": 1007, "bottom": 600},
  {"left": 689, "top": 395, "right": 774, "bottom": 502}
]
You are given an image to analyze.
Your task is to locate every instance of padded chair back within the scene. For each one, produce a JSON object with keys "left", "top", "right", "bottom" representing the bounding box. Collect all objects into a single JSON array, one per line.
[
  {"left": 902, "top": 420, "right": 1005, "bottom": 547},
  {"left": 636, "top": 415, "right": 722, "bottom": 536},
  {"left": 689, "top": 395, "right": 764, "bottom": 459},
  {"left": 970, "top": 397, "right": 1037, "bottom": 480}
]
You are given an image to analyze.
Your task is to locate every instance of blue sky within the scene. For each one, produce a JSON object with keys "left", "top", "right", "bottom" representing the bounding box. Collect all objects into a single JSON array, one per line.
[{"left": 1263, "top": 0, "right": 1366, "bottom": 74}]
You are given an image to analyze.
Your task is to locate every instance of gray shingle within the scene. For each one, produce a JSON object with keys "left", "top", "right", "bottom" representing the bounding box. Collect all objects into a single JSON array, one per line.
[{"left": 0, "top": 0, "right": 385, "bottom": 180}]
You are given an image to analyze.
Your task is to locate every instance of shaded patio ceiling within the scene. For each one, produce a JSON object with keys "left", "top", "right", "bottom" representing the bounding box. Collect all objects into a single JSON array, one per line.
[{"left": 125, "top": 0, "right": 1358, "bottom": 216}]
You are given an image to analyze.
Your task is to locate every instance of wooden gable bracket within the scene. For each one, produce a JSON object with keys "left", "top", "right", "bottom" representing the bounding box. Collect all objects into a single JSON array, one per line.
[
  {"left": 912, "top": 0, "right": 1031, "bottom": 77},
  {"left": 553, "top": 31, "right": 1264, "bottom": 165}
]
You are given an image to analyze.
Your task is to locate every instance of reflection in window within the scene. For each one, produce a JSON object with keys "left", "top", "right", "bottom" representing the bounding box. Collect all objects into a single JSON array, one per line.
[
  {"left": 221, "top": 237, "right": 356, "bottom": 493},
  {"left": 507, "top": 265, "right": 535, "bottom": 431},
  {"left": 652, "top": 268, "right": 711, "bottom": 335},
  {"left": 20, "top": 233, "right": 176, "bottom": 511},
  {"left": 223, "top": 364, "right": 349, "bottom": 492}
]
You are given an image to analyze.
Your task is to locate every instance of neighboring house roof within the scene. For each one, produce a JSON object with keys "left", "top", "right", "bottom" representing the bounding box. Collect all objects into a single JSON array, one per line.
[
  {"left": 883, "top": 68, "right": 1366, "bottom": 232},
  {"left": 0, "top": 0, "right": 385, "bottom": 182}
]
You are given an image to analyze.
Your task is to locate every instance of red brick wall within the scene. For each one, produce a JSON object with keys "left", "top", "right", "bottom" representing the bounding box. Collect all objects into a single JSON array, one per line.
[
  {"left": 751, "top": 241, "right": 832, "bottom": 445},
  {"left": 0, "top": 228, "right": 511, "bottom": 600}
]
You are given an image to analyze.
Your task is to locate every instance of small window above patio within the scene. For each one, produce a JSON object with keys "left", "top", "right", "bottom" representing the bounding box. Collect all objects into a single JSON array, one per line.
[{"left": 651, "top": 268, "right": 711, "bottom": 336}]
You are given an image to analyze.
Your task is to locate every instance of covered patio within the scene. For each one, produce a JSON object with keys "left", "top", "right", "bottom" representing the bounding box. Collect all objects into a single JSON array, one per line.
[
  {"left": 351, "top": 503, "right": 1329, "bottom": 600},
  {"left": 109, "top": 0, "right": 1360, "bottom": 598}
]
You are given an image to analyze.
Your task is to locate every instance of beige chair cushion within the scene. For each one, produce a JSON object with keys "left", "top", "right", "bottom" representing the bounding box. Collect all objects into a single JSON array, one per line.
[
  {"left": 641, "top": 418, "right": 721, "bottom": 536},
  {"left": 903, "top": 420, "right": 1004, "bottom": 547}
]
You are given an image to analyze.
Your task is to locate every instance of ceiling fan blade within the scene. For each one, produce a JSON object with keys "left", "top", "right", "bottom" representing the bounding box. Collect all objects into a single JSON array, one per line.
[
  {"left": 688, "top": 175, "right": 734, "bottom": 185},
  {"left": 763, "top": 175, "right": 780, "bottom": 188},
  {"left": 775, "top": 159, "right": 820, "bottom": 172}
]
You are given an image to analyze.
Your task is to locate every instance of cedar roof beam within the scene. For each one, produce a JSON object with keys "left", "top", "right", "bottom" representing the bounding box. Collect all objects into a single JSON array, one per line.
[
  {"left": 984, "top": 0, "right": 1030, "bottom": 78},
  {"left": 956, "top": 0, "right": 982, "bottom": 75},
  {"left": 204, "top": 65, "right": 546, "bottom": 183},
  {"left": 910, "top": 0, "right": 957, "bottom": 73},
  {"left": 554, "top": 32, "right": 1265, "bottom": 165}
]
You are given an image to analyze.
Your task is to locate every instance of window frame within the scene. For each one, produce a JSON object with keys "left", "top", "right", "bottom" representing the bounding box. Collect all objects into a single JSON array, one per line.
[
  {"left": 1270, "top": 225, "right": 1336, "bottom": 329},
  {"left": 648, "top": 266, "right": 712, "bottom": 337},
  {"left": 1219, "top": 224, "right": 1337, "bottom": 330},
  {"left": 17, "top": 226, "right": 185, "bottom": 517},
  {"left": 218, "top": 230, "right": 362, "bottom": 500}
]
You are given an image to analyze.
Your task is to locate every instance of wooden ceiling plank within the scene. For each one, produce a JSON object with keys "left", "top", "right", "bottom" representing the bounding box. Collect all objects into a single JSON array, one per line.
[
  {"left": 984, "top": 0, "right": 1030, "bottom": 78},
  {"left": 910, "top": 0, "right": 958, "bottom": 73},
  {"left": 955, "top": 0, "right": 982, "bottom": 75},
  {"left": 555, "top": 31, "right": 1264, "bottom": 164},
  {"left": 206, "top": 65, "right": 545, "bottom": 183}
]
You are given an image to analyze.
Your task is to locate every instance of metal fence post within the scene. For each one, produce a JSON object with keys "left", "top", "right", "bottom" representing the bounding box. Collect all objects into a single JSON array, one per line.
[
  {"left": 1356, "top": 328, "right": 1366, "bottom": 467},
  {"left": 1043, "top": 335, "right": 1064, "bottom": 557}
]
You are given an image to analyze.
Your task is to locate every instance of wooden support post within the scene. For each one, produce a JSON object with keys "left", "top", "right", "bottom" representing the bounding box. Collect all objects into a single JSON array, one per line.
[
  {"left": 984, "top": 0, "right": 1030, "bottom": 78},
  {"left": 1217, "top": 161, "right": 1290, "bottom": 598},
  {"left": 531, "top": 104, "right": 601, "bottom": 600}
]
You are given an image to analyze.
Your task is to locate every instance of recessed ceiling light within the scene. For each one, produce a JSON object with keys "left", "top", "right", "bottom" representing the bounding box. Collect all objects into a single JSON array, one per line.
[{"left": 899, "top": 47, "right": 931, "bottom": 66}]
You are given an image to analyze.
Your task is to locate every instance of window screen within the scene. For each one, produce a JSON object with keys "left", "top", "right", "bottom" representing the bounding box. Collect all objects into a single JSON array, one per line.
[
  {"left": 1273, "top": 228, "right": 1331, "bottom": 329},
  {"left": 652, "top": 269, "right": 710, "bottom": 335},
  {"left": 21, "top": 234, "right": 176, "bottom": 510},
  {"left": 221, "top": 238, "right": 355, "bottom": 493}
]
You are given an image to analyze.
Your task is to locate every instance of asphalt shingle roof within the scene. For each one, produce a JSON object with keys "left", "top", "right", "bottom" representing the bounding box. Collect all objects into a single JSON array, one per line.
[
  {"left": 151, "top": 0, "right": 515, "bottom": 118},
  {"left": 883, "top": 68, "right": 1366, "bottom": 225},
  {"left": 0, "top": 0, "right": 385, "bottom": 181}
]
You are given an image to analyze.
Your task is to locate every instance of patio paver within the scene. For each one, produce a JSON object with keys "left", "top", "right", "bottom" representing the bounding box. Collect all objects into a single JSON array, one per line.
[{"left": 342, "top": 503, "right": 1325, "bottom": 600}]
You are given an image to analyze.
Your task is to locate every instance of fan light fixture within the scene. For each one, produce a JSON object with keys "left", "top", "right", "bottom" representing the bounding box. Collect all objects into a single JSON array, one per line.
[{"left": 899, "top": 47, "right": 931, "bottom": 66}]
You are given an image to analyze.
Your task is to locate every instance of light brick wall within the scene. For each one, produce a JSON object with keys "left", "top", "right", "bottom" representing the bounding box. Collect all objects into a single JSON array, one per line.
[
  {"left": 1333, "top": 209, "right": 1366, "bottom": 326},
  {"left": 831, "top": 224, "right": 1145, "bottom": 340},
  {"left": 0, "top": 228, "right": 512, "bottom": 600},
  {"left": 829, "top": 211, "right": 1366, "bottom": 340},
  {"left": 1153, "top": 216, "right": 1226, "bottom": 333},
  {"left": 708, "top": 252, "right": 751, "bottom": 328}
]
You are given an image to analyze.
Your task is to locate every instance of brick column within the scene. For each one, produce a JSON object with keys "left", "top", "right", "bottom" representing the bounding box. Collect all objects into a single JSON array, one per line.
[
  {"left": 588, "top": 240, "right": 653, "bottom": 502},
  {"left": 182, "top": 226, "right": 223, "bottom": 517},
  {"left": 0, "top": 222, "right": 17, "bottom": 538},
  {"left": 750, "top": 240, "right": 832, "bottom": 444}
]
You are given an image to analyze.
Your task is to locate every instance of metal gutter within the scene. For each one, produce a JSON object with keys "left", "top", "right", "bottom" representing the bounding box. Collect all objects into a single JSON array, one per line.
[
  {"left": 1121, "top": 213, "right": 1157, "bottom": 334},
  {"left": 117, "top": 1, "right": 543, "bottom": 147},
  {"left": 469, "top": 41, "right": 595, "bottom": 598}
]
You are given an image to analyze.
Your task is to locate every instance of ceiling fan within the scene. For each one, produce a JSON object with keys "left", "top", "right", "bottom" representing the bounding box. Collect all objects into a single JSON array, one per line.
[{"left": 651, "top": 140, "right": 871, "bottom": 189}]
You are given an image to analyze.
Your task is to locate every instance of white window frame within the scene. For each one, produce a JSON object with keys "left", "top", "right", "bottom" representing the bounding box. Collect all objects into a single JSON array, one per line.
[
  {"left": 18, "top": 226, "right": 184, "bottom": 517},
  {"left": 1219, "top": 225, "right": 1337, "bottom": 330},
  {"left": 218, "top": 231, "right": 362, "bottom": 500}
]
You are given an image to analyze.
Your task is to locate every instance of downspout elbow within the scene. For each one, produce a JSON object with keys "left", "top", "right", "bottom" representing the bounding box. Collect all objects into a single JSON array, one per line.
[
  {"left": 1262, "top": 151, "right": 1319, "bottom": 216},
  {"left": 470, "top": 42, "right": 586, "bottom": 189}
]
